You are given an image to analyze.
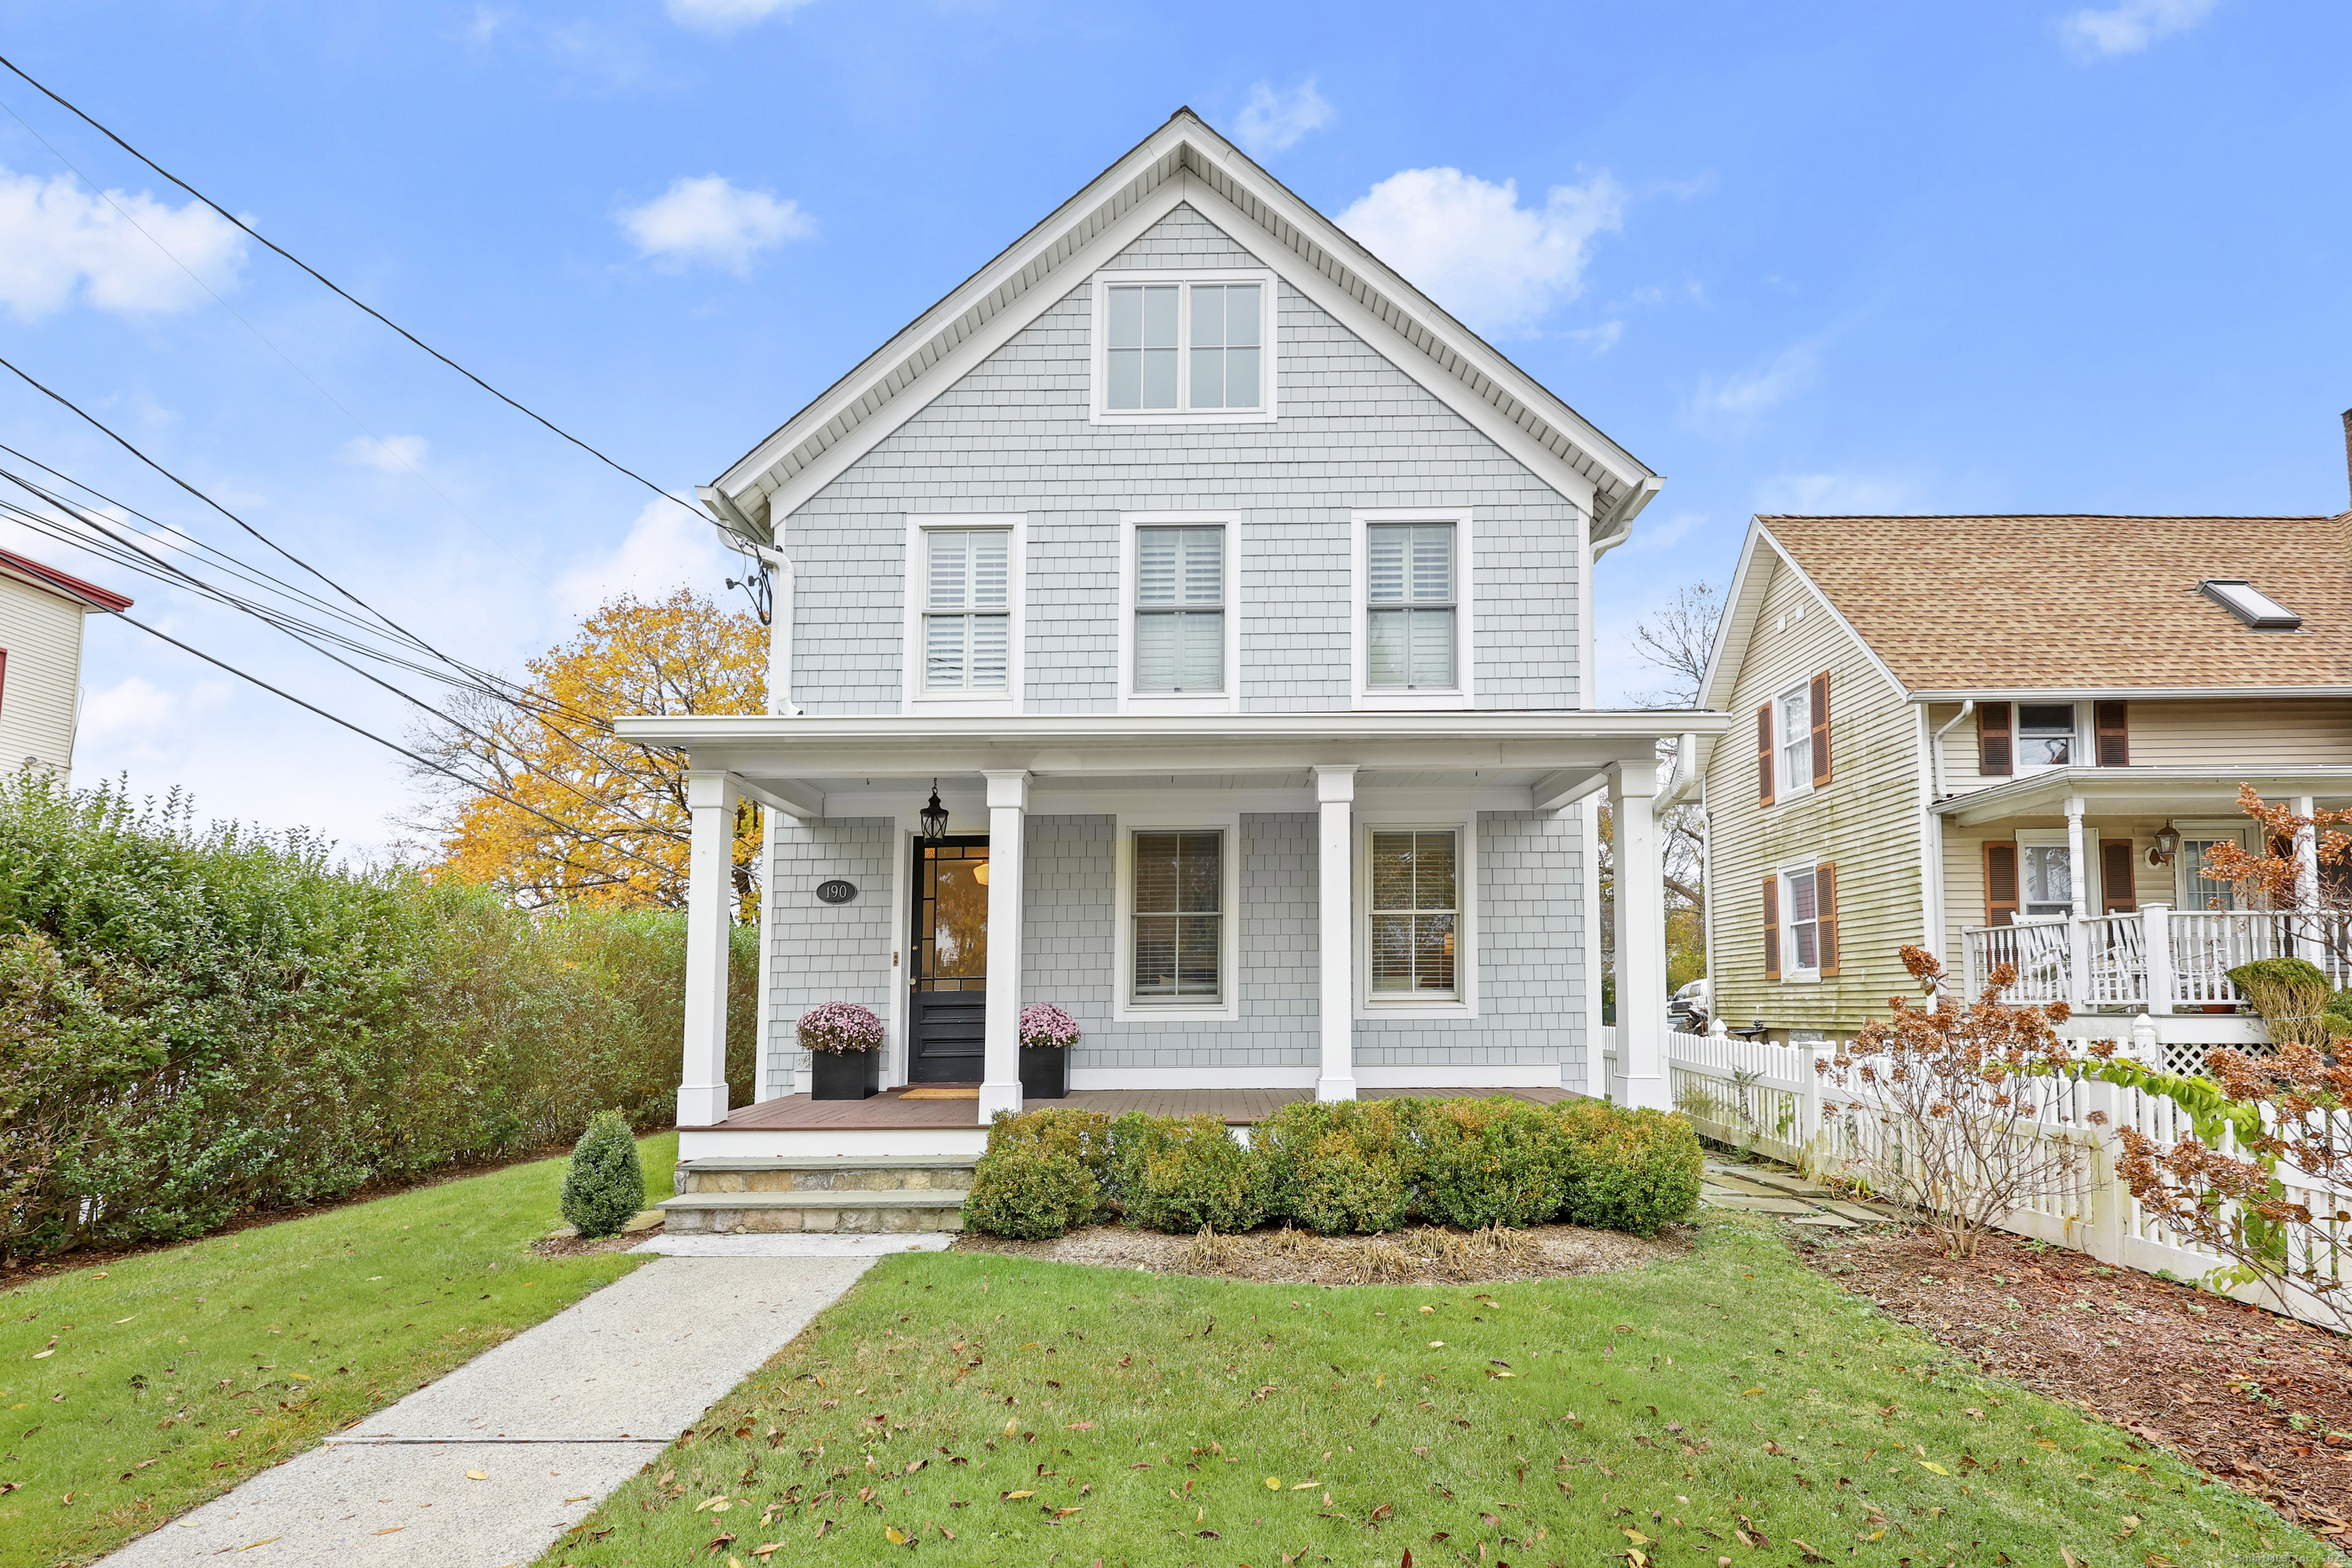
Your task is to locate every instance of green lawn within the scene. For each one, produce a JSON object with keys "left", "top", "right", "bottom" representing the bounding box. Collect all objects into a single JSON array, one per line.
[
  {"left": 1, "top": 1131, "right": 675, "bottom": 1568},
  {"left": 542, "top": 1215, "right": 2322, "bottom": 1568}
]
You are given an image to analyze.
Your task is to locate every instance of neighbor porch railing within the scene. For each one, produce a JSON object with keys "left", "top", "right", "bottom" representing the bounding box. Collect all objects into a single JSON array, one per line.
[{"left": 1961, "top": 905, "right": 2352, "bottom": 1012}]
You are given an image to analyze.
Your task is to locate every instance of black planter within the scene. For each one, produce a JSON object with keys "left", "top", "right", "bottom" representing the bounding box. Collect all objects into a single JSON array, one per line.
[
  {"left": 810, "top": 1049, "right": 881, "bottom": 1100},
  {"left": 1019, "top": 1046, "right": 1069, "bottom": 1100}
]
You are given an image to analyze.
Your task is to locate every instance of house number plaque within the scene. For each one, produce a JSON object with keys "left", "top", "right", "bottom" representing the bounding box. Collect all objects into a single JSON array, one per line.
[{"left": 815, "top": 879, "right": 858, "bottom": 905}]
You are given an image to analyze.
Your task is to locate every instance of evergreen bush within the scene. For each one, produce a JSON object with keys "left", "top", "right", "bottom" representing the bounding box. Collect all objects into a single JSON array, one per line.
[
  {"left": 1553, "top": 1099, "right": 1703, "bottom": 1236},
  {"left": 2226, "top": 957, "right": 2335, "bottom": 1047},
  {"left": 1415, "top": 1097, "right": 1568, "bottom": 1229},
  {"left": 1253, "top": 1099, "right": 1415, "bottom": 1234},
  {"left": 560, "top": 1109, "right": 645, "bottom": 1238},
  {"left": 962, "top": 1141, "right": 1097, "bottom": 1240},
  {"left": 1111, "top": 1111, "right": 1272, "bottom": 1233}
]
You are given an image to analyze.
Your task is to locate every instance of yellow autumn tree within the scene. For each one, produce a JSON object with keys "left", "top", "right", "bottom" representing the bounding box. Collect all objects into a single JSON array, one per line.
[{"left": 413, "top": 589, "right": 765, "bottom": 911}]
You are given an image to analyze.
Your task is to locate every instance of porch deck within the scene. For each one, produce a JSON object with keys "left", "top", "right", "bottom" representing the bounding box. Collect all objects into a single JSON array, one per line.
[{"left": 700, "top": 1083, "right": 1578, "bottom": 1133}]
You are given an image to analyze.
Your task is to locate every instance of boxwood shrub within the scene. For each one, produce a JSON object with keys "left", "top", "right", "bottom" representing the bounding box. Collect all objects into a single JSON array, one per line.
[
  {"left": 1416, "top": 1097, "right": 1569, "bottom": 1229},
  {"left": 961, "top": 1142, "right": 1097, "bottom": 1240},
  {"left": 1253, "top": 1099, "right": 1416, "bottom": 1235},
  {"left": 1554, "top": 1099, "right": 1703, "bottom": 1236},
  {"left": 1110, "top": 1111, "right": 1273, "bottom": 1234}
]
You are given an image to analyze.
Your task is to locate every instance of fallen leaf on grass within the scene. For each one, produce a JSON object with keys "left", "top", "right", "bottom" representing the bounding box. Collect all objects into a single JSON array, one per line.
[
  {"left": 1790, "top": 1540, "right": 1829, "bottom": 1563},
  {"left": 1001, "top": 1490, "right": 1035, "bottom": 1501},
  {"left": 884, "top": 1525, "right": 910, "bottom": 1545},
  {"left": 1741, "top": 1387, "right": 1763, "bottom": 1396},
  {"left": 1916, "top": 1461, "right": 1949, "bottom": 1475}
]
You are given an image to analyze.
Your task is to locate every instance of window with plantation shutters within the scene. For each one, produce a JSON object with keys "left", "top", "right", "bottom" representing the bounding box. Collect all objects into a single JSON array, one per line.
[
  {"left": 1131, "top": 831, "right": 1223, "bottom": 1001},
  {"left": 922, "top": 529, "right": 1011, "bottom": 692},
  {"left": 1366, "top": 523, "right": 1455, "bottom": 690},
  {"left": 1370, "top": 830, "right": 1459, "bottom": 998},
  {"left": 1135, "top": 526, "right": 1224, "bottom": 692}
]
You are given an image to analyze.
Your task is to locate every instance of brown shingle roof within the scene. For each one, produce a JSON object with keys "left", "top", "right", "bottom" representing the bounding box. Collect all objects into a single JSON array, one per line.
[{"left": 1760, "top": 514, "right": 2352, "bottom": 692}]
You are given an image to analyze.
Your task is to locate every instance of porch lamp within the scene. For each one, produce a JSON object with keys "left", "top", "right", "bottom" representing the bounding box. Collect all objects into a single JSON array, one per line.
[
  {"left": 920, "top": 782, "right": 950, "bottom": 844},
  {"left": 2149, "top": 822, "right": 2182, "bottom": 867}
]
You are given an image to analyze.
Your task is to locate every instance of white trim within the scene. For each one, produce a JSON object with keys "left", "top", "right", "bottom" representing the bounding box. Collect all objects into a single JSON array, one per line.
[
  {"left": 753, "top": 808, "right": 782, "bottom": 1101},
  {"left": 2171, "top": 821, "right": 2252, "bottom": 910},
  {"left": 1771, "top": 680, "right": 1815, "bottom": 802},
  {"left": 1089, "top": 269, "right": 1279, "bottom": 426},
  {"left": 1111, "top": 808, "right": 1243, "bottom": 1022},
  {"left": 1070, "top": 1065, "right": 1317, "bottom": 1090},
  {"left": 1700, "top": 522, "right": 1909, "bottom": 714},
  {"left": 2011, "top": 699, "right": 2088, "bottom": 778},
  {"left": 2015, "top": 825, "right": 2103, "bottom": 916},
  {"left": 1775, "top": 856, "right": 1823, "bottom": 985},
  {"left": 1116, "top": 511, "right": 1243, "bottom": 714},
  {"left": 1909, "top": 686, "right": 2352, "bottom": 702},
  {"left": 1350, "top": 508, "right": 1475, "bottom": 711},
  {"left": 1354, "top": 808, "right": 1478, "bottom": 1019},
  {"left": 901, "top": 514, "right": 1027, "bottom": 716}
]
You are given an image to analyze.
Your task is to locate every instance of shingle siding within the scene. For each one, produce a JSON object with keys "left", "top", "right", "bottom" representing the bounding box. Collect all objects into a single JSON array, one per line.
[
  {"left": 782, "top": 203, "right": 1586, "bottom": 716},
  {"left": 764, "top": 816, "right": 897, "bottom": 1096}
]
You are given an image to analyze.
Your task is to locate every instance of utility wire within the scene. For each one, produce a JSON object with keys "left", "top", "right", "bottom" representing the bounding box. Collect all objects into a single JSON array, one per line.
[{"left": 0, "top": 50, "right": 708, "bottom": 531}]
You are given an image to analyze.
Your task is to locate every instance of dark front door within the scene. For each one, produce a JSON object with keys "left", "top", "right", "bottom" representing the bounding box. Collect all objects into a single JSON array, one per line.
[{"left": 909, "top": 836, "right": 988, "bottom": 1083}]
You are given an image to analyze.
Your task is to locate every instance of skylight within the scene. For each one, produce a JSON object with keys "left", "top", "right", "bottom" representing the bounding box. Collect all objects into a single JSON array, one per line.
[{"left": 2199, "top": 578, "right": 2302, "bottom": 630}]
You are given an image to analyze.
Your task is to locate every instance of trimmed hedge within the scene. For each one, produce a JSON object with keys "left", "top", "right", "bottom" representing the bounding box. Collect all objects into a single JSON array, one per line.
[
  {"left": 0, "top": 772, "right": 759, "bottom": 1259},
  {"left": 964, "top": 1094, "right": 1703, "bottom": 1240}
]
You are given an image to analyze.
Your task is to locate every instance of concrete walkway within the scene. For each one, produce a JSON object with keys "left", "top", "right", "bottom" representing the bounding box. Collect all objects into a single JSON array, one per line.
[
  {"left": 1699, "top": 1157, "right": 1903, "bottom": 1228},
  {"left": 102, "top": 1251, "right": 880, "bottom": 1567}
]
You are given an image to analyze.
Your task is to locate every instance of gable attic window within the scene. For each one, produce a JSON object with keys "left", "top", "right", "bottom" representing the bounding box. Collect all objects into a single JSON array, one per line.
[
  {"left": 2200, "top": 578, "right": 2302, "bottom": 630},
  {"left": 1093, "top": 272, "right": 1278, "bottom": 423}
]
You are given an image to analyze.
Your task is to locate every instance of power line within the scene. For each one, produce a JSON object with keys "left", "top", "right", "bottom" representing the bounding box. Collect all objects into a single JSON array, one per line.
[{"left": 0, "top": 50, "right": 710, "bottom": 532}]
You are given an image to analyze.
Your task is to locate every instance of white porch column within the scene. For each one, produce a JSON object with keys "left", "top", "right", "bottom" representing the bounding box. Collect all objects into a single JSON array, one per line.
[
  {"left": 2143, "top": 902, "right": 2175, "bottom": 1014},
  {"left": 676, "top": 770, "right": 739, "bottom": 1128},
  {"left": 1315, "top": 766, "right": 1359, "bottom": 1102},
  {"left": 2295, "top": 795, "right": 2320, "bottom": 960},
  {"left": 978, "top": 769, "right": 1029, "bottom": 1122},
  {"left": 1609, "top": 758, "right": 1671, "bottom": 1111},
  {"left": 2065, "top": 795, "right": 2090, "bottom": 1003}
]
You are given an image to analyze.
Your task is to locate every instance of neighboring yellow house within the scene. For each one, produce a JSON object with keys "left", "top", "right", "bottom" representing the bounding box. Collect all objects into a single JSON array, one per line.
[
  {"left": 0, "top": 547, "right": 132, "bottom": 784},
  {"left": 1697, "top": 432, "right": 2352, "bottom": 1066}
]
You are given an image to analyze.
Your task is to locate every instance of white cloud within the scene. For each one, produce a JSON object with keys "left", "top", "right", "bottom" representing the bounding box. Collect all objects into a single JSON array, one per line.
[
  {"left": 2059, "top": 0, "right": 2220, "bottom": 57},
  {"left": 552, "top": 495, "right": 726, "bottom": 620},
  {"left": 1622, "top": 510, "right": 1699, "bottom": 554},
  {"left": 616, "top": 175, "right": 813, "bottom": 273},
  {"left": 1233, "top": 78, "right": 1334, "bottom": 156},
  {"left": 339, "top": 435, "right": 429, "bottom": 472},
  {"left": 1338, "top": 167, "right": 1623, "bottom": 334},
  {"left": 1566, "top": 319, "right": 1625, "bottom": 354},
  {"left": 0, "top": 168, "right": 247, "bottom": 321},
  {"left": 1684, "top": 343, "right": 1819, "bottom": 433},
  {"left": 666, "top": 0, "right": 818, "bottom": 32}
]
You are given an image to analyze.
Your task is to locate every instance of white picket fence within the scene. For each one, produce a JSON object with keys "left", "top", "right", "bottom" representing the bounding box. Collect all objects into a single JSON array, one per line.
[{"left": 1627, "top": 1024, "right": 2352, "bottom": 1328}]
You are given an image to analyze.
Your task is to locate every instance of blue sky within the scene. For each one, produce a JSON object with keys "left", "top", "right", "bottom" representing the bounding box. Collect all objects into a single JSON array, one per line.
[{"left": 0, "top": 0, "right": 2345, "bottom": 853}]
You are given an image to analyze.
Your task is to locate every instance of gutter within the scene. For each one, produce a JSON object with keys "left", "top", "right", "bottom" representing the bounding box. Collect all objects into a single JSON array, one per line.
[
  {"left": 1929, "top": 700, "right": 1975, "bottom": 799},
  {"left": 1657, "top": 730, "right": 1703, "bottom": 810}
]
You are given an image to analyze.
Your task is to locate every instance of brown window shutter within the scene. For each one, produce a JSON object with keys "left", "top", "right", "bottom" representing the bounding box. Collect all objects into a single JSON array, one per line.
[
  {"left": 1756, "top": 703, "right": 1775, "bottom": 806},
  {"left": 1978, "top": 702, "right": 2013, "bottom": 776},
  {"left": 1983, "top": 841, "right": 2020, "bottom": 926},
  {"left": 1816, "top": 862, "right": 1839, "bottom": 976},
  {"left": 2101, "top": 841, "right": 2137, "bottom": 914},
  {"left": 1809, "top": 672, "right": 1832, "bottom": 787},
  {"left": 1762, "top": 875, "right": 1782, "bottom": 981},
  {"left": 2095, "top": 701, "right": 2129, "bottom": 767}
]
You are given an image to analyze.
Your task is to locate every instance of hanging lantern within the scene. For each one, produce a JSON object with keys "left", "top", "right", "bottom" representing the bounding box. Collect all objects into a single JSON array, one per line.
[{"left": 920, "top": 781, "right": 950, "bottom": 843}]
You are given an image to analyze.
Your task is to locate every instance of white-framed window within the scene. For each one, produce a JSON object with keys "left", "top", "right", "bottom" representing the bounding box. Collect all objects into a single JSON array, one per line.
[
  {"left": 2017, "top": 703, "right": 2078, "bottom": 769},
  {"left": 902, "top": 514, "right": 1024, "bottom": 712},
  {"left": 1775, "top": 682, "right": 1814, "bottom": 799},
  {"left": 1357, "top": 812, "right": 1478, "bottom": 1016},
  {"left": 1112, "top": 810, "right": 1241, "bottom": 1021},
  {"left": 1351, "top": 509, "right": 1473, "bottom": 710},
  {"left": 1090, "top": 270, "right": 1279, "bottom": 424},
  {"left": 1780, "top": 863, "right": 1821, "bottom": 982},
  {"left": 1118, "top": 512, "right": 1240, "bottom": 713},
  {"left": 2173, "top": 821, "right": 2250, "bottom": 911},
  {"left": 2014, "top": 826, "right": 2102, "bottom": 918}
]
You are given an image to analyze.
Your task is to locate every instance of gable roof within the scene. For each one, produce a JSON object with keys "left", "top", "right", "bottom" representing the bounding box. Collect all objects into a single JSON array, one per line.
[
  {"left": 1707, "top": 513, "right": 2352, "bottom": 703},
  {"left": 704, "top": 109, "right": 1659, "bottom": 547},
  {"left": 0, "top": 547, "right": 132, "bottom": 613}
]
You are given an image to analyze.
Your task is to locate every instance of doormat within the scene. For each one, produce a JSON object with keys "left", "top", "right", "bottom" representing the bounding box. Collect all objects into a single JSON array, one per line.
[{"left": 899, "top": 1086, "right": 980, "bottom": 1100}]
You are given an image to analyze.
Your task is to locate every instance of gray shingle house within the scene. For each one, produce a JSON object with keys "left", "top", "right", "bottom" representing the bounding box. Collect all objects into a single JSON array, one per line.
[{"left": 621, "top": 110, "right": 1724, "bottom": 1159}]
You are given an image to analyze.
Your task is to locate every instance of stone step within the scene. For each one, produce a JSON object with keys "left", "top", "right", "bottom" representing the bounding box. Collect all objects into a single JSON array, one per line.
[
  {"left": 660, "top": 1190, "right": 967, "bottom": 1236},
  {"left": 679, "top": 1158, "right": 975, "bottom": 1197}
]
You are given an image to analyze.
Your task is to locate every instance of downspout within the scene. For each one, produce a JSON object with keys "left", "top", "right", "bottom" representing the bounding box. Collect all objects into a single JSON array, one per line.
[
  {"left": 1657, "top": 730, "right": 1702, "bottom": 809},
  {"left": 1929, "top": 700, "right": 1975, "bottom": 799}
]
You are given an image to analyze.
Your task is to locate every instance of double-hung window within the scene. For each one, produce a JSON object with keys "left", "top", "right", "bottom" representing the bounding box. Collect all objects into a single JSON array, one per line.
[
  {"left": 1775, "top": 683, "right": 1813, "bottom": 797},
  {"left": 2017, "top": 704, "right": 2076, "bottom": 768},
  {"left": 1370, "top": 830, "right": 1459, "bottom": 998},
  {"left": 1783, "top": 867, "right": 1820, "bottom": 975},
  {"left": 1096, "top": 273, "right": 1274, "bottom": 420},
  {"left": 1134, "top": 526, "right": 1223, "bottom": 692},
  {"left": 921, "top": 528, "right": 1009, "bottom": 693},
  {"left": 1131, "top": 831, "right": 1223, "bottom": 1002},
  {"left": 1366, "top": 523, "right": 1456, "bottom": 691}
]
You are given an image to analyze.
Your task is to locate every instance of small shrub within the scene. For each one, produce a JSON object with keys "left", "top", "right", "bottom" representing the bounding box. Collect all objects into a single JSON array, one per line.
[
  {"left": 962, "top": 1141, "right": 1096, "bottom": 1240},
  {"left": 1254, "top": 1099, "right": 1415, "bottom": 1234},
  {"left": 1112, "top": 1112, "right": 1272, "bottom": 1234},
  {"left": 1019, "top": 1002, "right": 1082, "bottom": 1049},
  {"left": 798, "top": 1001, "right": 884, "bottom": 1054},
  {"left": 1553, "top": 1099, "right": 1702, "bottom": 1236},
  {"left": 2226, "top": 957, "right": 2333, "bottom": 1048},
  {"left": 559, "top": 1109, "right": 644, "bottom": 1239},
  {"left": 980, "top": 1107, "right": 1113, "bottom": 1223},
  {"left": 1416, "top": 1098, "right": 1566, "bottom": 1229},
  {"left": 2325, "top": 988, "right": 2352, "bottom": 1042}
]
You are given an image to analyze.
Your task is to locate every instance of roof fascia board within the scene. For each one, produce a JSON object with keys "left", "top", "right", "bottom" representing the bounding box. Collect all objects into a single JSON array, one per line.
[
  {"left": 1933, "top": 765, "right": 2352, "bottom": 825},
  {"left": 1697, "top": 520, "right": 1775, "bottom": 712},
  {"left": 0, "top": 556, "right": 128, "bottom": 612},
  {"left": 616, "top": 709, "right": 1733, "bottom": 746},
  {"left": 1908, "top": 686, "right": 2352, "bottom": 702}
]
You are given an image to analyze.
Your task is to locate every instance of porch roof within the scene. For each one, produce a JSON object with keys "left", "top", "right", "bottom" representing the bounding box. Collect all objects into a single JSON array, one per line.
[
  {"left": 1931, "top": 763, "right": 2352, "bottom": 826},
  {"left": 616, "top": 709, "right": 1726, "bottom": 820}
]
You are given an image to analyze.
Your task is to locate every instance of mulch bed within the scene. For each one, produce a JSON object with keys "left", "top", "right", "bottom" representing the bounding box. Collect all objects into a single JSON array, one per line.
[
  {"left": 955, "top": 1220, "right": 1687, "bottom": 1285},
  {"left": 531, "top": 1224, "right": 662, "bottom": 1260},
  {"left": 1795, "top": 1223, "right": 2352, "bottom": 1534}
]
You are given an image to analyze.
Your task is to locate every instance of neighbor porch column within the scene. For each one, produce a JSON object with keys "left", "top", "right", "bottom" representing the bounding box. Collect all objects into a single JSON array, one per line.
[
  {"left": 1609, "top": 759, "right": 1671, "bottom": 1111},
  {"left": 1315, "top": 765, "right": 1359, "bottom": 1102},
  {"left": 2066, "top": 794, "right": 2090, "bottom": 1004},
  {"left": 979, "top": 769, "right": 1030, "bottom": 1122},
  {"left": 676, "top": 769, "right": 739, "bottom": 1128},
  {"left": 2295, "top": 795, "right": 2320, "bottom": 962}
]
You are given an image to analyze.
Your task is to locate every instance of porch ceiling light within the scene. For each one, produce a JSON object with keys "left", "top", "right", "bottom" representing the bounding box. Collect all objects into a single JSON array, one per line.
[
  {"left": 920, "top": 781, "right": 950, "bottom": 843},
  {"left": 2150, "top": 822, "right": 2181, "bottom": 866}
]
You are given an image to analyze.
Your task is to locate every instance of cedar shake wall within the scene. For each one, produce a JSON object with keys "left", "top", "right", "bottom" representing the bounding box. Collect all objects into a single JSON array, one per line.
[{"left": 1703, "top": 555, "right": 1925, "bottom": 1039}]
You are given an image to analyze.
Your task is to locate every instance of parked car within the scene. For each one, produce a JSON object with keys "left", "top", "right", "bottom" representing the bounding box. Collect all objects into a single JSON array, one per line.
[{"left": 1668, "top": 978, "right": 1710, "bottom": 1033}]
